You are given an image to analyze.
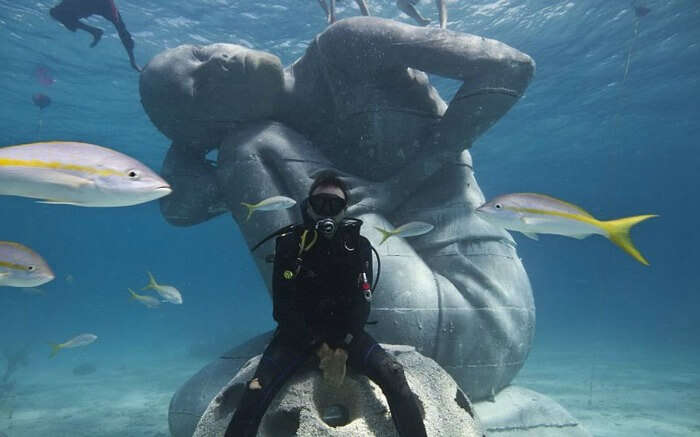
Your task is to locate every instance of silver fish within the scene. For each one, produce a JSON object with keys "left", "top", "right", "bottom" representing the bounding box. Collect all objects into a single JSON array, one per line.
[
  {"left": 142, "top": 271, "right": 182, "bottom": 304},
  {"left": 374, "top": 221, "right": 434, "bottom": 245},
  {"left": 240, "top": 195, "right": 296, "bottom": 221},
  {"left": 0, "top": 241, "right": 54, "bottom": 287},
  {"left": 475, "top": 193, "right": 657, "bottom": 265},
  {"left": 49, "top": 333, "right": 97, "bottom": 358},
  {"left": 128, "top": 288, "right": 161, "bottom": 308},
  {"left": 0, "top": 141, "right": 172, "bottom": 207}
]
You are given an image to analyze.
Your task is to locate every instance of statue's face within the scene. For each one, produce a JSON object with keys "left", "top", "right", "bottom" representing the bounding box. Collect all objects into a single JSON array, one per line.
[{"left": 140, "top": 44, "right": 284, "bottom": 146}]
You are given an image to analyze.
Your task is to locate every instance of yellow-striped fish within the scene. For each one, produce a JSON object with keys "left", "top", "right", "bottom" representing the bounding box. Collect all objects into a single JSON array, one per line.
[
  {"left": 475, "top": 193, "right": 657, "bottom": 265},
  {"left": 374, "top": 221, "right": 434, "bottom": 245},
  {"left": 128, "top": 288, "right": 161, "bottom": 308},
  {"left": 142, "top": 271, "right": 182, "bottom": 304},
  {"left": 49, "top": 333, "right": 97, "bottom": 358},
  {"left": 0, "top": 141, "right": 171, "bottom": 207},
  {"left": 241, "top": 195, "right": 296, "bottom": 221},
  {"left": 0, "top": 241, "right": 54, "bottom": 287}
]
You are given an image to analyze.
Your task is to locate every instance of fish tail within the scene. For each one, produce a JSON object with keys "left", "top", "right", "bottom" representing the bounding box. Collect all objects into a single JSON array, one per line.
[
  {"left": 374, "top": 226, "right": 394, "bottom": 245},
  {"left": 241, "top": 202, "right": 255, "bottom": 221},
  {"left": 128, "top": 288, "right": 139, "bottom": 299},
  {"left": 599, "top": 214, "right": 658, "bottom": 266},
  {"left": 49, "top": 343, "right": 62, "bottom": 358},
  {"left": 142, "top": 271, "right": 157, "bottom": 290}
]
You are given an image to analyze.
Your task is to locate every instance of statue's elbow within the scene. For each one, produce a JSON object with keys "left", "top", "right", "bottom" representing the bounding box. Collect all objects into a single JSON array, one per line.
[{"left": 511, "top": 54, "right": 536, "bottom": 93}]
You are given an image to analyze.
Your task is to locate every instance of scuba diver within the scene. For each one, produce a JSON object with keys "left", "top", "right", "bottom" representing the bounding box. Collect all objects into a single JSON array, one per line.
[
  {"left": 49, "top": 0, "right": 141, "bottom": 72},
  {"left": 318, "top": 0, "right": 370, "bottom": 24},
  {"left": 225, "top": 171, "right": 428, "bottom": 437}
]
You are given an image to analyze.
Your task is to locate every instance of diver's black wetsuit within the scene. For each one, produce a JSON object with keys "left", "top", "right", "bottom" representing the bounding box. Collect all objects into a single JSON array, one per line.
[
  {"left": 49, "top": 0, "right": 139, "bottom": 71},
  {"left": 226, "top": 221, "right": 427, "bottom": 437}
]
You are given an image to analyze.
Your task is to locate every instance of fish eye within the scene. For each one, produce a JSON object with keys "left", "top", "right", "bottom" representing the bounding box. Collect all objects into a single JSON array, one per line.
[
  {"left": 495, "top": 203, "right": 502, "bottom": 209},
  {"left": 127, "top": 169, "right": 140, "bottom": 179},
  {"left": 27, "top": 265, "right": 36, "bottom": 272}
]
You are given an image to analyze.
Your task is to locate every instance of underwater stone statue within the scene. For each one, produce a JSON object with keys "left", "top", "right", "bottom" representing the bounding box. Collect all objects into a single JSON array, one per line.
[{"left": 140, "top": 16, "right": 589, "bottom": 437}]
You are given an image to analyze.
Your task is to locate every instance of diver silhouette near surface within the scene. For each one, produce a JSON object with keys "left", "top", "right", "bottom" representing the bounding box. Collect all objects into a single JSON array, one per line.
[
  {"left": 225, "top": 172, "right": 428, "bottom": 437},
  {"left": 49, "top": 0, "right": 141, "bottom": 72},
  {"left": 318, "top": 0, "right": 447, "bottom": 28}
]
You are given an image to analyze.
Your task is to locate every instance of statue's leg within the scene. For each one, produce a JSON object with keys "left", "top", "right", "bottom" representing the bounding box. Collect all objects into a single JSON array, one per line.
[{"left": 159, "top": 143, "right": 228, "bottom": 227}]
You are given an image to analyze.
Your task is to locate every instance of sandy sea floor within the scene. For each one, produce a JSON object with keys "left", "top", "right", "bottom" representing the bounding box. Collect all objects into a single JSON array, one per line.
[{"left": 0, "top": 343, "right": 698, "bottom": 436}]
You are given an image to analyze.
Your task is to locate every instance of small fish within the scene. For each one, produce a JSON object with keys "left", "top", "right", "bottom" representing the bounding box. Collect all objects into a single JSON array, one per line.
[
  {"left": 49, "top": 333, "right": 97, "bottom": 358},
  {"left": 0, "top": 141, "right": 172, "bottom": 207},
  {"left": 475, "top": 193, "right": 657, "bottom": 265},
  {"left": 240, "top": 195, "right": 296, "bottom": 221},
  {"left": 142, "top": 272, "right": 182, "bottom": 304},
  {"left": 0, "top": 241, "right": 54, "bottom": 287},
  {"left": 128, "top": 287, "right": 161, "bottom": 308},
  {"left": 374, "top": 221, "right": 434, "bottom": 245}
]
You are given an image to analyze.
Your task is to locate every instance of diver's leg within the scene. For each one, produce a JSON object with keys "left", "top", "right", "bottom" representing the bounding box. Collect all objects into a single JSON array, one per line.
[
  {"left": 396, "top": 0, "right": 431, "bottom": 26},
  {"left": 436, "top": 0, "right": 447, "bottom": 29},
  {"left": 347, "top": 331, "right": 427, "bottom": 437},
  {"left": 330, "top": 0, "right": 336, "bottom": 23},
  {"left": 225, "top": 332, "right": 314, "bottom": 437},
  {"left": 74, "top": 21, "right": 103, "bottom": 47},
  {"left": 355, "top": 0, "right": 371, "bottom": 16},
  {"left": 318, "top": 0, "right": 331, "bottom": 23}
]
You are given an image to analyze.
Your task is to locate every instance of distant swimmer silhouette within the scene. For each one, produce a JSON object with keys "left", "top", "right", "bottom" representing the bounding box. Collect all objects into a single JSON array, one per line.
[
  {"left": 318, "top": 0, "right": 370, "bottom": 24},
  {"left": 396, "top": 0, "right": 447, "bottom": 28},
  {"left": 49, "top": 0, "right": 141, "bottom": 72}
]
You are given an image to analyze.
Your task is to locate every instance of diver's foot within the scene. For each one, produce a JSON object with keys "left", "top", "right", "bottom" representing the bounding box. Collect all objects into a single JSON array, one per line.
[{"left": 90, "top": 28, "right": 103, "bottom": 48}]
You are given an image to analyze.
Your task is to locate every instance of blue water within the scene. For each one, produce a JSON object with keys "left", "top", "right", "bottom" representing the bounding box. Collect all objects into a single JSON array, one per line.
[{"left": 1, "top": 0, "right": 699, "bottom": 436}]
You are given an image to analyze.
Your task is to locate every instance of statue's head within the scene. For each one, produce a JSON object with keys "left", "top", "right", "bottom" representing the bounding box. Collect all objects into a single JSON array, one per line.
[{"left": 140, "top": 44, "right": 284, "bottom": 150}]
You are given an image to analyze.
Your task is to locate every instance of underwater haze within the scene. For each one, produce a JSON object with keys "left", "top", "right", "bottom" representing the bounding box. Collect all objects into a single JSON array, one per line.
[{"left": 1, "top": 0, "right": 699, "bottom": 436}]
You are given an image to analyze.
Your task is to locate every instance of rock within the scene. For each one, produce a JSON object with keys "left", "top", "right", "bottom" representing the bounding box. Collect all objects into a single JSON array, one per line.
[
  {"left": 194, "top": 345, "right": 484, "bottom": 437},
  {"left": 474, "top": 386, "right": 592, "bottom": 437}
]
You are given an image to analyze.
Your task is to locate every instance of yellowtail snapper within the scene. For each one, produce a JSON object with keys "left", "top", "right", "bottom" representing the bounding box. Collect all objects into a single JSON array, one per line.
[
  {"left": 240, "top": 195, "right": 296, "bottom": 221},
  {"left": 475, "top": 193, "right": 657, "bottom": 265},
  {"left": 374, "top": 221, "right": 434, "bottom": 245},
  {"left": 49, "top": 333, "right": 97, "bottom": 358},
  {"left": 0, "top": 141, "right": 172, "bottom": 207},
  {"left": 0, "top": 241, "right": 54, "bottom": 287}
]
